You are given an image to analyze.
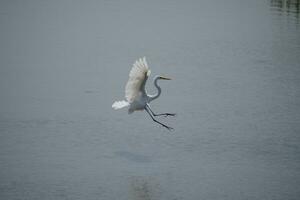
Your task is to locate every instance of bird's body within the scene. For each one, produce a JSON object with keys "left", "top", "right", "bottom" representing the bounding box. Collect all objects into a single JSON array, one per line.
[
  {"left": 128, "top": 95, "right": 148, "bottom": 112},
  {"left": 112, "top": 57, "right": 175, "bottom": 130}
]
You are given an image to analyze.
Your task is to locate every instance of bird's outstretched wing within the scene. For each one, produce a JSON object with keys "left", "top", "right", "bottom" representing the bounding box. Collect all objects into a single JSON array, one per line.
[{"left": 125, "top": 57, "right": 151, "bottom": 103}]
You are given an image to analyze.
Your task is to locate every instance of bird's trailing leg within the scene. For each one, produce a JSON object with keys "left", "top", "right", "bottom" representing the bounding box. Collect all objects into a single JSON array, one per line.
[
  {"left": 146, "top": 104, "right": 176, "bottom": 117},
  {"left": 145, "top": 106, "right": 173, "bottom": 130}
]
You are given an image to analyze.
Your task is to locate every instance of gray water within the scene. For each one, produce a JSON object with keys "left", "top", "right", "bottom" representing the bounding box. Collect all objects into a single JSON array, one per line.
[{"left": 0, "top": 0, "right": 300, "bottom": 199}]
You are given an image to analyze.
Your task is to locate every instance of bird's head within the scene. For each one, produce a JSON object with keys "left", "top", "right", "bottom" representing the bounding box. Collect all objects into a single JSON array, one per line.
[{"left": 158, "top": 76, "right": 171, "bottom": 80}]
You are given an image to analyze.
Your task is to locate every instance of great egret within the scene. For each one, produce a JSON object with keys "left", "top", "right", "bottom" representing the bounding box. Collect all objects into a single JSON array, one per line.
[{"left": 112, "top": 57, "right": 175, "bottom": 130}]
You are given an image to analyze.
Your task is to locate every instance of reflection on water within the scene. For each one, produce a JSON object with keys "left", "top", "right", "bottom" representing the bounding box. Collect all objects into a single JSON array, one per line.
[
  {"left": 271, "top": 0, "right": 300, "bottom": 20},
  {"left": 129, "top": 177, "right": 162, "bottom": 200},
  {"left": 270, "top": 0, "right": 300, "bottom": 68}
]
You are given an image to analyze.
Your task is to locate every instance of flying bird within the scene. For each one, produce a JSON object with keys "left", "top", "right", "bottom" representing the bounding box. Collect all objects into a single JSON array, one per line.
[{"left": 112, "top": 57, "right": 175, "bottom": 130}]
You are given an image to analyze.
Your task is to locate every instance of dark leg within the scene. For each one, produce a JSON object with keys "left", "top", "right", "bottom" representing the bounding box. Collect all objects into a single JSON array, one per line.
[
  {"left": 145, "top": 107, "right": 173, "bottom": 130},
  {"left": 146, "top": 104, "right": 176, "bottom": 117}
]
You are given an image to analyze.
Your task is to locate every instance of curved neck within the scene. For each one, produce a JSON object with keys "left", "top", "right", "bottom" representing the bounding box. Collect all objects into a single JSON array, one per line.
[{"left": 149, "top": 76, "right": 161, "bottom": 102}]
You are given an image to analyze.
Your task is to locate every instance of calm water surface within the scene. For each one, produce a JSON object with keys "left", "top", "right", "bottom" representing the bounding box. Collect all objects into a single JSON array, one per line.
[{"left": 0, "top": 0, "right": 299, "bottom": 199}]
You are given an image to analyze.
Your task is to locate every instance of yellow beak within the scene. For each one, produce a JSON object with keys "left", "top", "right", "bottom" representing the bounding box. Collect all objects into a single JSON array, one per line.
[{"left": 159, "top": 76, "right": 172, "bottom": 80}]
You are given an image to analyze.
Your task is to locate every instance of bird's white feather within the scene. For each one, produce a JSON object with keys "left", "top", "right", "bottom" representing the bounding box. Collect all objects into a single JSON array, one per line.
[
  {"left": 125, "top": 57, "right": 151, "bottom": 103},
  {"left": 112, "top": 100, "right": 129, "bottom": 109}
]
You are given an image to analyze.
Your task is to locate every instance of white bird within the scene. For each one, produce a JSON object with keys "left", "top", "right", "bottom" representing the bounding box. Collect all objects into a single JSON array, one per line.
[{"left": 112, "top": 57, "right": 175, "bottom": 130}]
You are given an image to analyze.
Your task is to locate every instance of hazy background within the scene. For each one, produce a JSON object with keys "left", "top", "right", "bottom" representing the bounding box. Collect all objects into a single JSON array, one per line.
[{"left": 0, "top": 0, "right": 299, "bottom": 199}]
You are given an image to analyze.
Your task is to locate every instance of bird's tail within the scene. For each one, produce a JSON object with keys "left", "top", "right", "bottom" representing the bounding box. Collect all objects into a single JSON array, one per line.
[{"left": 112, "top": 100, "right": 129, "bottom": 110}]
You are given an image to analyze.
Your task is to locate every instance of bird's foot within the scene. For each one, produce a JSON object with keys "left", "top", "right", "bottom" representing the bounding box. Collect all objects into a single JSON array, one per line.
[
  {"left": 162, "top": 124, "right": 174, "bottom": 131},
  {"left": 155, "top": 113, "right": 176, "bottom": 117},
  {"left": 163, "top": 113, "right": 176, "bottom": 117}
]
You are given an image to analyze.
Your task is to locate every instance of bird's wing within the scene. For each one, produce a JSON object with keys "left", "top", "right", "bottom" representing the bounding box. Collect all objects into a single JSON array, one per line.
[{"left": 125, "top": 57, "right": 151, "bottom": 103}]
